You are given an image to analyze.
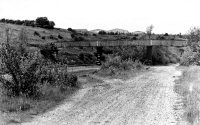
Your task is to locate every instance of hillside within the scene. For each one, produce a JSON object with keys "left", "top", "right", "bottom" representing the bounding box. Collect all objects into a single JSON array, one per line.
[
  {"left": 90, "top": 29, "right": 103, "bottom": 34},
  {"left": 0, "top": 23, "right": 187, "bottom": 65},
  {"left": 0, "top": 23, "right": 137, "bottom": 45},
  {"left": 0, "top": 23, "right": 72, "bottom": 45},
  {"left": 0, "top": 23, "right": 186, "bottom": 46},
  {"left": 108, "top": 28, "right": 129, "bottom": 34},
  {"left": 90, "top": 28, "right": 129, "bottom": 34}
]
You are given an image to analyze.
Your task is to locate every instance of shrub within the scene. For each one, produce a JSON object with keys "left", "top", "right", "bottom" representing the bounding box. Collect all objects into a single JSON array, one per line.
[
  {"left": 68, "top": 28, "right": 73, "bottom": 32},
  {"left": 180, "top": 47, "right": 200, "bottom": 66},
  {"left": 40, "top": 43, "right": 59, "bottom": 63},
  {"left": 48, "top": 21, "right": 55, "bottom": 29},
  {"left": 74, "top": 36, "right": 84, "bottom": 41},
  {"left": 0, "top": 18, "right": 5, "bottom": 23},
  {"left": 34, "top": 31, "right": 40, "bottom": 37},
  {"left": 49, "top": 35, "right": 58, "bottom": 40},
  {"left": 131, "top": 36, "right": 137, "bottom": 40},
  {"left": 84, "top": 33, "right": 88, "bottom": 36},
  {"left": 99, "top": 30, "right": 107, "bottom": 35},
  {"left": 101, "top": 56, "right": 121, "bottom": 69},
  {"left": 78, "top": 53, "right": 96, "bottom": 64},
  {"left": 164, "top": 33, "right": 169, "bottom": 36},
  {"left": 151, "top": 46, "right": 180, "bottom": 65},
  {"left": 180, "top": 27, "right": 200, "bottom": 66},
  {"left": 68, "top": 28, "right": 76, "bottom": 33},
  {"left": 101, "top": 56, "right": 143, "bottom": 72},
  {"left": 112, "top": 46, "right": 146, "bottom": 61},
  {"left": 0, "top": 29, "right": 39, "bottom": 97},
  {"left": 58, "top": 35, "right": 63, "bottom": 39},
  {"left": 42, "top": 36, "right": 46, "bottom": 40},
  {"left": 71, "top": 34, "right": 75, "bottom": 38},
  {"left": 37, "top": 63, "right": 78, "bottom": 88},
  {"left": 0, "top": 29, "right": 79, "bottom": 98}
]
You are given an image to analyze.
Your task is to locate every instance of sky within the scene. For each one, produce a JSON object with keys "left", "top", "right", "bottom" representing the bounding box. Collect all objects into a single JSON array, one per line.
[{"left": 0, "top": 0, "right": 200, "bottom": 34}]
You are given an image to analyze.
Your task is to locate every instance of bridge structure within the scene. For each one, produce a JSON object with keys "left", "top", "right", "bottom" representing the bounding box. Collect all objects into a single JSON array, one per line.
[{"left": 54, "top": 39, "right": 188, "bottom": 65}]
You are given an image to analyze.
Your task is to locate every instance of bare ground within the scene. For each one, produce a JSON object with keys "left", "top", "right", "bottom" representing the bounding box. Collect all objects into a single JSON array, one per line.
[{"left": 20, "top": 64, "right": 188, "bottom": 125}]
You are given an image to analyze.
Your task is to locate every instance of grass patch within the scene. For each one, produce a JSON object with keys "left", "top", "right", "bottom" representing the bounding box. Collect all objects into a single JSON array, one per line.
[
  {"left": 174, "top": 66, "right": 200, "bottom": 124},
  {"left": 0, "top": 72, "right": 80, "bottom": 123}
]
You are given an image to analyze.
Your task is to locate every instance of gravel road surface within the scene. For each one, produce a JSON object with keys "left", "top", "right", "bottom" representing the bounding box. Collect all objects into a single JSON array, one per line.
[{"left": 22, "top": 65, "right": 186, "bottom": 125}]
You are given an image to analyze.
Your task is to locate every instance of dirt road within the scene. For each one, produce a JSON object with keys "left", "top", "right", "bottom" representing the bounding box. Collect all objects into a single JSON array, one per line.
[{"left": 22, "top": 65, "right": 186, "bottom": 125}]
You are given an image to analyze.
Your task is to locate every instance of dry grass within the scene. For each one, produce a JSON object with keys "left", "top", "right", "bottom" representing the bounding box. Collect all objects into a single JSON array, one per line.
[
  {"left": 0, "top": 83, "right": 78, "bottom": 123},
  {"left": 175, "top": 66, "right": 200, "bottom": 124}
]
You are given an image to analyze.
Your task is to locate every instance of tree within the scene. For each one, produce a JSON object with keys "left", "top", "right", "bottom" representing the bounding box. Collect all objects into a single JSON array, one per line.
[
  {"left": 188, "top": 27, "right": 200, "bottom": 43},
  {"left": 36, "top": 17, "right": 49, "bottom": 27},
  {"left": 35, "top": 17, "right": 55, "bottom": 29},
  {"left": 187, "top": 27, "right": 200, "bottom": 52},
  {"left": 99, "top": 30, "right": 107, "bottom": 35},
  {"left": 0, "top": 18, "right": 5, "bottom": 23},
  {"left": 164, "top": 33, "right": 169, "bottom": 36},
  {"left": 0, "top": 28, "right": 39, "bottom": 97},
  {"left": 146, "top": 25, "right": 154, "bottom": 39},
  {"left": 49, "top": 21, "right": 55, "bottom": 29}
]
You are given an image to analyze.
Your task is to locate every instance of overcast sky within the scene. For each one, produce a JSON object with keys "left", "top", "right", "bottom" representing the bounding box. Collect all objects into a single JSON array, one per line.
[{"left": 0, "top": 0, "right": 200, "bottom": 34}]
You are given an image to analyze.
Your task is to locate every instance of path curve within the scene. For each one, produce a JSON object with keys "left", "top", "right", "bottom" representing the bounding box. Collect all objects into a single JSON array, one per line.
[{"left": 22, "top": 65, "right": 185, "bottom": 125}]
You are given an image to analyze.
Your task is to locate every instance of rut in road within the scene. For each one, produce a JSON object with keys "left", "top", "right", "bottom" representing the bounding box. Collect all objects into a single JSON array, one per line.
[{"left": 22, "top": 65, "right": 185, "bottom": 125}]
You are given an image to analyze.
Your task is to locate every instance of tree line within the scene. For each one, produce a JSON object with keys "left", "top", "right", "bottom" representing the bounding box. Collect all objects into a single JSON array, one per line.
[{"left": 0, "top": 17, "right": 55, "bottom": 29}]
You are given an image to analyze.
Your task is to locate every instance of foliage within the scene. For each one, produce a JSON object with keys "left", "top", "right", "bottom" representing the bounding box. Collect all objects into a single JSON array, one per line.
[
  {"left": 146, "top": 25, "right": 154, "bottom": 39},
  {"left": 74, "top": 36, "right": 84, "bottom": 41},
  {"left": 187, "top": 27, "right": 200, "bottom": 44},
  {"left": 99, "top": 30, "right": 107, "bottom": 35},
  {"left": 34, "top": 31, "right": 41, "bottom": 37},
  {"left": 164, "top": 33, "right": 169, "bottom": 36},
  {"left": 40, "top": 43, "right": 59, "bottom": 63},
  {"left": 49, "top": 35, "right": 58, "bottom": 40},
  {"left": 37, "top": 63, "right": 78, "bottom": 88},
  {"left": 58, "top": 34, "right": 63, "bottom": 39},
  {"left": 103, "top": 45, "right": 180, "bottom": 65},
  {"left": 0, "top": 17, "right": 55, "bottom": 29},
  {"left": 152, "top": 46, "right": 180, "bottom": 65},
  {"left": 180, "top": 27, "right": 200, "bottom": 66},
  {"left": 78, "top": 53, "right": 96, "bottom": 64},
  {"left": 42, "top": 36, "right": 46, "bottom": 40},
  {"left": 0, "top": 29, "right": 78, "bottom": 99},
  {"left": 36, "top": 17, "right": 55, "bottom": 29},
  {"left": 101, "top": 56, "right": 143, "bottom": 75},
  {"left": 0, "top": 29, "right": 39, "bottom": 97},
  {"left": 57, "top": 51, "right": 96, "bottom": 65},
  {"left": 180, "top": 47, "right": 200, "bottom": 66},
  {"left": 108, "top": 46, "right": 146, "bottom": 61},
  {"left": 67, "top": 28, "right": 76, "bottom": 33}
]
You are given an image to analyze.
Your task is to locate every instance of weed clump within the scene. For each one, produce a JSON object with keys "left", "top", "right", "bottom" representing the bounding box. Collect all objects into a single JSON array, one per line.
[
  {"left": 180, "top": 47, "right": 200, "bottom": 66},
  {"left": 100, "top": 56, "right": 143, "bottom": 75}
]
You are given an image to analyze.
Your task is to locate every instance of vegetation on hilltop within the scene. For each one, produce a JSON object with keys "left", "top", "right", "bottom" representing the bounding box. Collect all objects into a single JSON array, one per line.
[{"left": 0, "top": 17, "right": 55, "bottom": 29}]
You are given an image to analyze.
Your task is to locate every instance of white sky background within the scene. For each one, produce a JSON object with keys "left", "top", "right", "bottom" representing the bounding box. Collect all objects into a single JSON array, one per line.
[{"left": 0, "top": 0, "right": 200, "bottom": 34}]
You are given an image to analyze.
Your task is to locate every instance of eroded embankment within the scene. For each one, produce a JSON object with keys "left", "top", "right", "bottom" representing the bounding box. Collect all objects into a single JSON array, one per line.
[{"left": 174, "top": 66, "right": 200, "bottom": 124}]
